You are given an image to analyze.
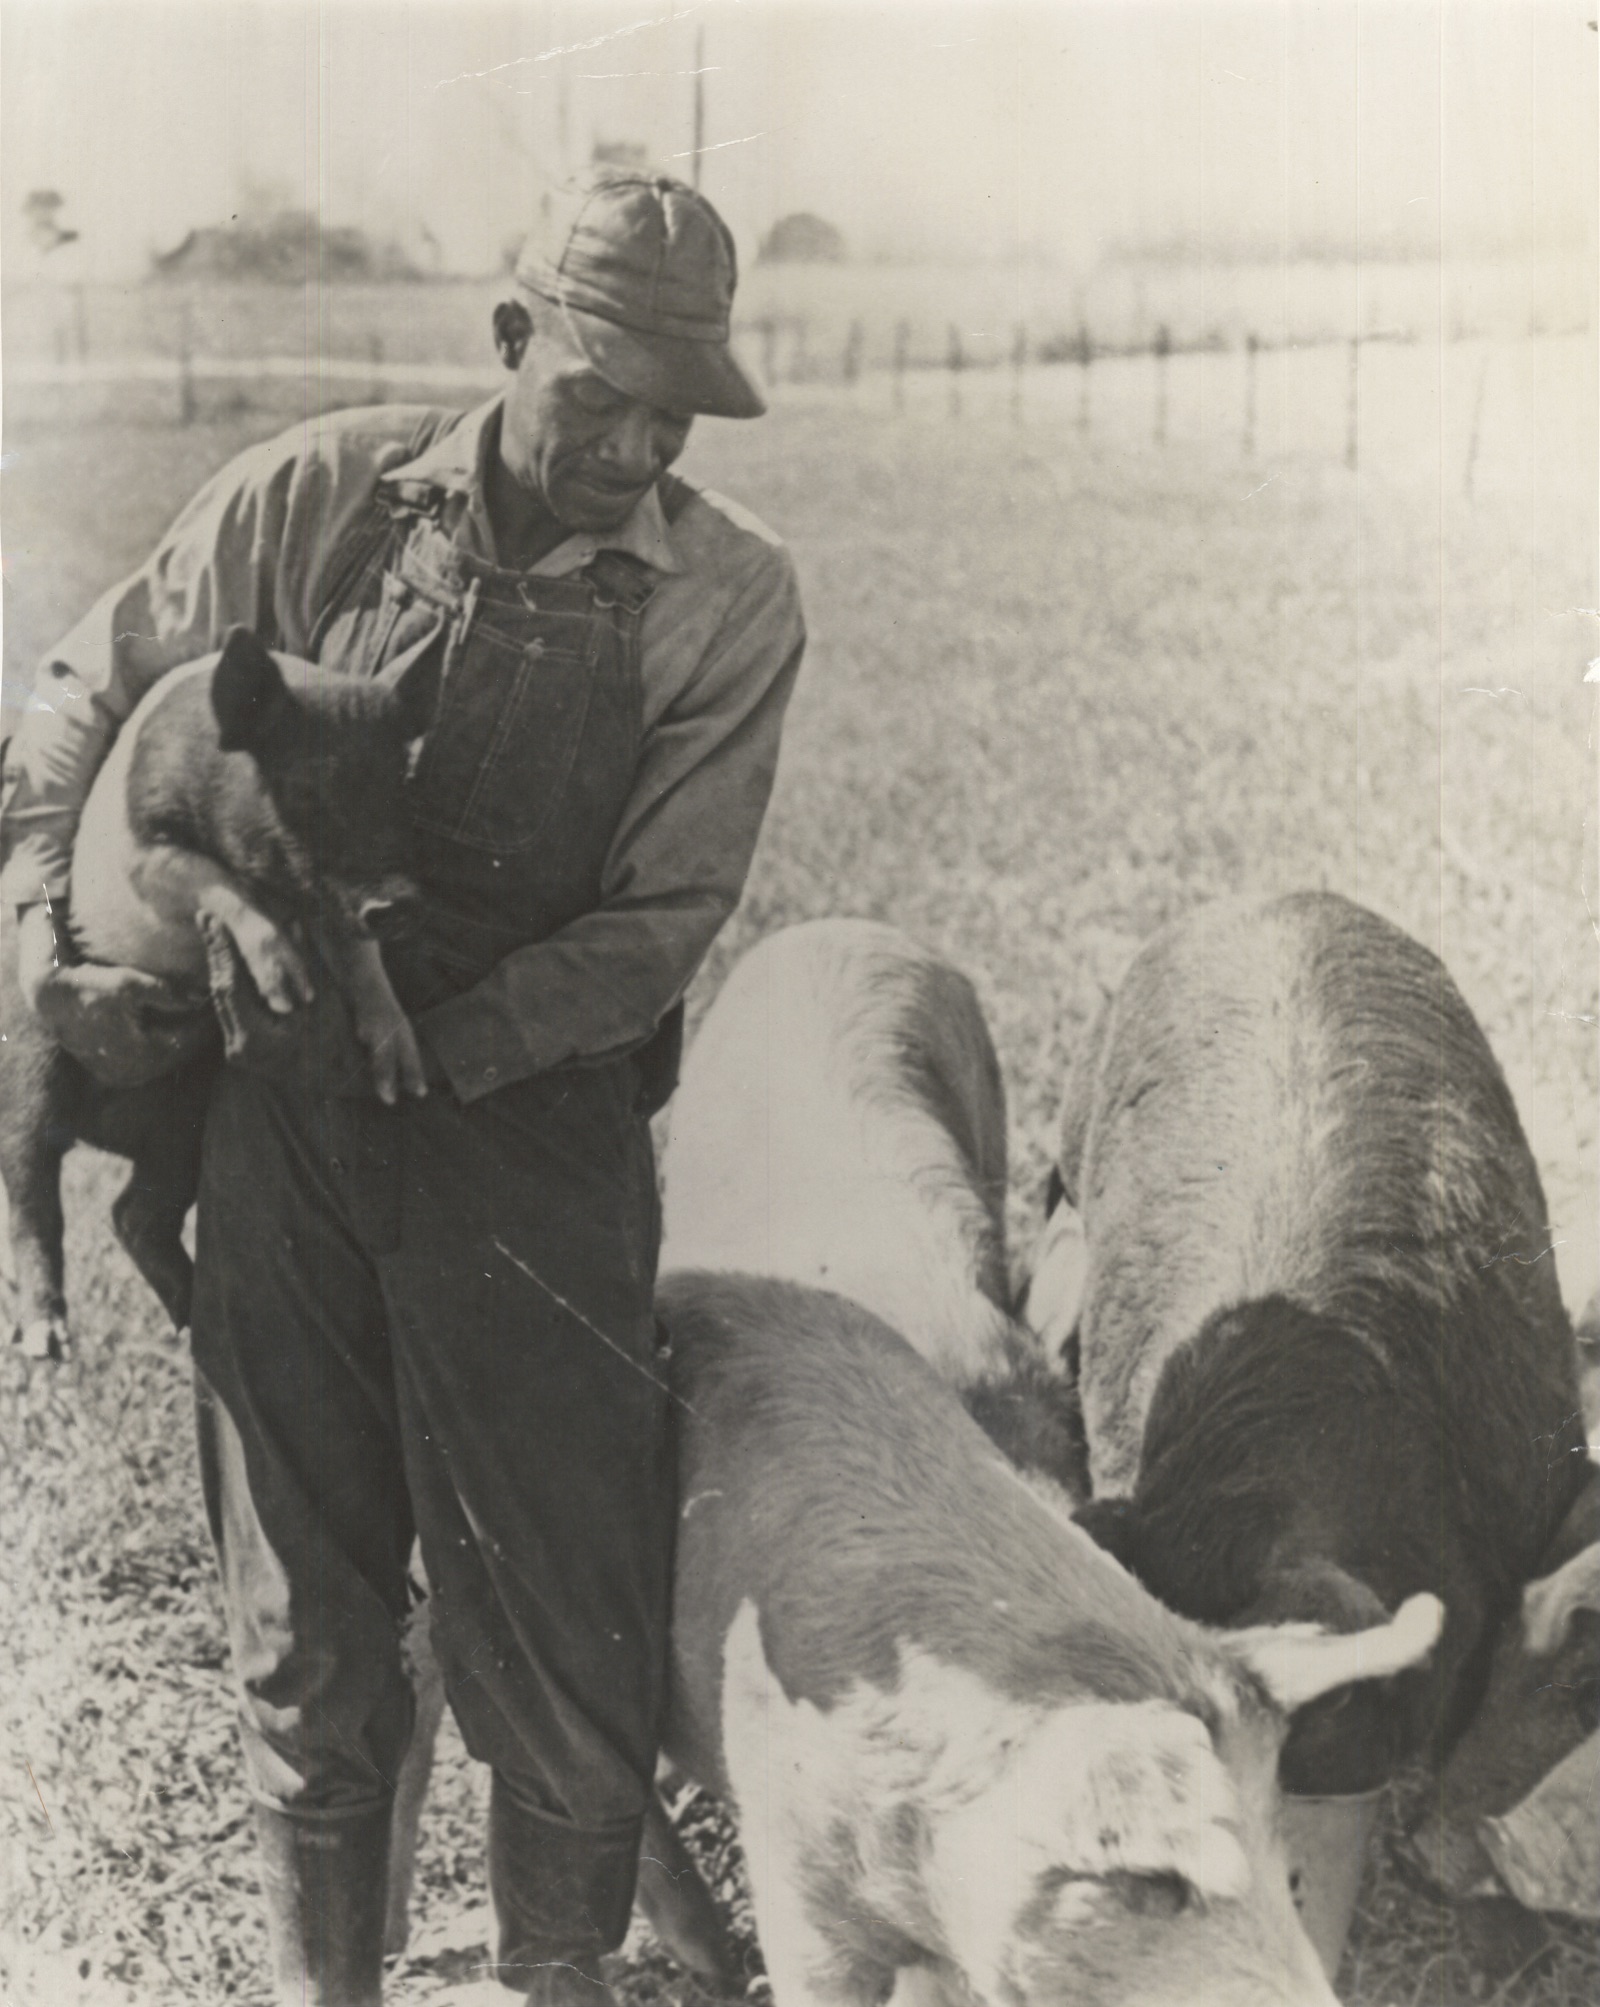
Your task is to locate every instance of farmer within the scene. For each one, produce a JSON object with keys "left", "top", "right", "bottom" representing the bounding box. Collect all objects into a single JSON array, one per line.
[{"left": 2, "top": 173, "right": 804, "bottom": 2005}]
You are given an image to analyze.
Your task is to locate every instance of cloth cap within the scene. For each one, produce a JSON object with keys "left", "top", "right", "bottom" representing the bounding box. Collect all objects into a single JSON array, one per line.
[{"left": 515, "top": 172, "right": 765, "bottom": 420}]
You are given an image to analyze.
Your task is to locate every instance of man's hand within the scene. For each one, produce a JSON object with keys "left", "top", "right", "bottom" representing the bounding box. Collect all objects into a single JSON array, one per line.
[
  {"left": 17, "top": 903, "right": 212, "bottom": 1087},
  {"left": 200, "top": 911, "right": 442, "bottom": 1100}
]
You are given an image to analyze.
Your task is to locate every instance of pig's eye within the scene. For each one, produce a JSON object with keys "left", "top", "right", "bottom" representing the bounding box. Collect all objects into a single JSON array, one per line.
[
  {"left": 1573, "top": 1675, "right": 1600, "bottom": 1735},
  {"left": 1108, "top": 1871, "right": 1195, "bottom": 1919},
  {"left": 1312, "top": 1685, "right": 1355, "bottom": 1718}
]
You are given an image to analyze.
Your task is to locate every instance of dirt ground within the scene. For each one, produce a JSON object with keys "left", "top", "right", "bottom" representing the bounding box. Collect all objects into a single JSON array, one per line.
[{"left": 2, "top": 353, "right": 1597, "bottom": 2005}]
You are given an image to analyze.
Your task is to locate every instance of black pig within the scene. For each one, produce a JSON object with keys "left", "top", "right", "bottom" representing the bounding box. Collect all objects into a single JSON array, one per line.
[
  {"left": 1, "top": 626, "right": 434, "bottom": 1359},
  {"left": 1049, "top": 893, "right": 1588, "bottom": 1802}
]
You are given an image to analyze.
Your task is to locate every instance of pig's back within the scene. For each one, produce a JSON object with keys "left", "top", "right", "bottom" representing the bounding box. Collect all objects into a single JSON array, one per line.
[
  {"left": 659, "top": 1269, "right": 1188, "bottom": 1792},
  {"left": 660, "top": 919, "right": 1010, "bottom": 1379},
  {"left": 1075, "top": 893, "right": 1566, "bottom": 1492},
  {"left": 70, "top": 660, "right": 218, "bottom": 981}
]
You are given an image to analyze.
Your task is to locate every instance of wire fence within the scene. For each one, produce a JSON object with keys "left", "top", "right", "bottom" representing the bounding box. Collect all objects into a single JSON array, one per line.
[{"left": 3, "top": 278, "right": 1582, "bottom": 504}]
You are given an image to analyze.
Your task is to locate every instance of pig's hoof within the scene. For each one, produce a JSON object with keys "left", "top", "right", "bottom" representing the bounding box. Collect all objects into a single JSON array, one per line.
[
  {"left": 253, "top": 953, "right": 307, "bottom": 1013},
  {"left": 14, "top": 1314, "right": 69, "bottom": 1362},
  {"left": 230, "top": 913, "right": 312, "bottom": 1012}
]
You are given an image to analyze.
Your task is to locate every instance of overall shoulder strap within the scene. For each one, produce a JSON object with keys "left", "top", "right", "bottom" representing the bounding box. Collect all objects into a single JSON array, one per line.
[{"left": 308, "top": 419, "right": 462, "bottom": 654}]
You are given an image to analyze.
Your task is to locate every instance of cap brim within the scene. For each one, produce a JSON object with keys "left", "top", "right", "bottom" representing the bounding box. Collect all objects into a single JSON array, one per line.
[{"left": 564, "top": 302, "right": 766, "bottom": 420}]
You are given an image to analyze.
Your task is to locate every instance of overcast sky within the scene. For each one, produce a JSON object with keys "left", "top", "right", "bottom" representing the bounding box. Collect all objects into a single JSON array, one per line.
[{"left": 2, "top": 0, "right": 1594, "bottom": 280}]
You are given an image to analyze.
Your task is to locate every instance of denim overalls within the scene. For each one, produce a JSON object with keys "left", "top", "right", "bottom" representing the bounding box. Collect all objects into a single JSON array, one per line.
[
  {"left": 313, "top": 470, "right": 678, "bottom": 1011},
  {"left": 189, "top": 463, "right": 690, "bottom": 1969}
]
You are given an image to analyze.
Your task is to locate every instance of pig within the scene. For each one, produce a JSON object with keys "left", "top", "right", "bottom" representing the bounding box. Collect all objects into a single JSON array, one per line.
[
  {"left": 1044, "top": 891, "right": 1588, "bottom": 1809},
  {"left": 661, "top": 916, "right": 1083, "bottom": 1489},
  {"left": 0, "top": 625, "right": 434, "bottom": 1359},
  {"left": 661, "top": 917, "right": 1014, "bottom": 1379},
  {"left": 1474, "top": 1728, "right": 1600, "bottom": 1921},
  {"left": 1400, "top": 1462, "right": 1600, "bottom": 1912},
  {"left": 656, "top": 1267, "right": 1446, "bottom": 2007}
]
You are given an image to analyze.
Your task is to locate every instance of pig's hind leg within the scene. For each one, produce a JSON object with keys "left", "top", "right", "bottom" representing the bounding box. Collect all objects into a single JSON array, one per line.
[
  {"left": 0, "top": 1026, "right": 75, "bottom": 1361},
  {"left": 122, "top": 845, "right": 313, "bottom": 1014},
  {"left": 86, "top": 1056, "right": 216, "bottom": 1333}
]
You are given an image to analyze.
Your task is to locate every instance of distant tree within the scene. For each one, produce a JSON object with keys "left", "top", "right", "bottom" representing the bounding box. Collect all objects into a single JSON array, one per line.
[
  {"left": 151, "top": 211, "right": 421, "bottom": 284},
  {"left": 24, "top": 189, "right": 79, "bottom": 256},
  {"left": 757, "top": 213, "right": 848, "bottom": 265}
]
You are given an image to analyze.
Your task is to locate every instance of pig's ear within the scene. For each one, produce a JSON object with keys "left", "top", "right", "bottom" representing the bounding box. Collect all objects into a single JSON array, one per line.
[
  {"left": 380, "top": 644, "right": 440, "bottom": 742},
  {"left": 1523, "top": 1542, "right": 1600, "bottom": 1657},
  {"left": 1227, "top": 1593, "right": 1444, "bottom": 1714},
  {"left": 212, "top": 627, "right": 290, "bottom": 753}
]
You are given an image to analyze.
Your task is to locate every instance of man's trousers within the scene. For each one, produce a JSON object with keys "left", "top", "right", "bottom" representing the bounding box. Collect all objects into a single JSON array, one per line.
[{"left": 188, "top": 1054, "right": 674, "bottom": 1962}]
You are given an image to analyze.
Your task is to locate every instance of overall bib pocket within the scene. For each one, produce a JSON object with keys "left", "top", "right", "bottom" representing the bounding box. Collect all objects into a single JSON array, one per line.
[{"left": 405, "top": 617, "right": 599, "bottom": 855}]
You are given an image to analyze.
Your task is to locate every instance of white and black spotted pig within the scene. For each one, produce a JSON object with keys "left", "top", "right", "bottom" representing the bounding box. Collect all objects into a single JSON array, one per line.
[
  {"left": 1043, "top": 891, "right": 1587, "bottom": 1803},
  {"left": 658, "top": 1268, "right": 1444, "bottom": 2007}
]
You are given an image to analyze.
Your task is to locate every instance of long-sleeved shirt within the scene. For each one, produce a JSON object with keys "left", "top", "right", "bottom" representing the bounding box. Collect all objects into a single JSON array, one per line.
[{"left": 0, "top": 398, "right": 805, "bottom": 1100}]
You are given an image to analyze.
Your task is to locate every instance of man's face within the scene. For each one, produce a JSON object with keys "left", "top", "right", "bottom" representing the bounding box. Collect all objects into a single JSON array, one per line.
[{"left": 500, "top": 320, "right": 694, "bottom": 533}]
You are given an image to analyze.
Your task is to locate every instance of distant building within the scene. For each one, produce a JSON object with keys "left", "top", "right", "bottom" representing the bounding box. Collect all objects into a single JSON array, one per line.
[
  {"left": 757, "top": 214, "right": 849, "bottom": 265},
  {"left": 591, "top": 141, "right": 653, "bottom": 172},
  {"left": 151, "top": 212, "right": 421, "bottom": 284}
]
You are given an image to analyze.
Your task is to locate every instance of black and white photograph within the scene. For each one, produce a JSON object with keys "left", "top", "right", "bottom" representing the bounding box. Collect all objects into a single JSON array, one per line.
[{"left": 1, "top": 3, "right": 1596, "bottom": 2003}]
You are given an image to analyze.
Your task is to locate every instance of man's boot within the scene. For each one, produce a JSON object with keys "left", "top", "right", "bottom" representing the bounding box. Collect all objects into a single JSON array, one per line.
[
  {"left": 486, "top": 1774, "right": 635, "bottom": 2004},
  {"left": 252, "top": 1798, "right": 393, "bottom": 2007}
]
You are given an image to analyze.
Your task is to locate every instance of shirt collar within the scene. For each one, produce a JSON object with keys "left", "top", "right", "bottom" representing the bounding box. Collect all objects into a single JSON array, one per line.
[{"left": 381, "top": 395, "right": 684, "bottom": 577}]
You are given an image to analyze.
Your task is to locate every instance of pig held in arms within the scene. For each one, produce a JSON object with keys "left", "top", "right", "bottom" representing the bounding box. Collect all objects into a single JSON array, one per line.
[{"left": 0, "top": 626, "right": 435, "bottom": 1360}]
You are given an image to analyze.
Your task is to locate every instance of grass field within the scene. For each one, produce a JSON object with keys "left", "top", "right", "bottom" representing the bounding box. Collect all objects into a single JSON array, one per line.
[{"left": 2, "top": 339, "right": 1598, "bottom": 2006}]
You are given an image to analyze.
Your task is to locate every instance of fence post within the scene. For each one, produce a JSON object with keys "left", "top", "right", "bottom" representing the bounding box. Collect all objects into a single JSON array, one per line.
[
  {"left": 761, "top": 316, "right": 778, "bottom": 391},
  {"left": 1344, "top": 336, "right": 1359, "bottom": 470},
  {"left": 893, "top": 319, "right": 910, "bottom": 411},
  {"left": 369, "top": 332, "right": 386, "bottom": 405},
  {"left": 946, "top": 324, "right": 964, "bottom": 418},
  {"left": 842, "top": 318, "right": 864, "bottom": 386},
  {"left": 1076, "top": 323, "right": 1092, "bottom": 432},
  {"left": 1153, "top": 323, "right": 1171, "bottom": 446},
  {"left": 1010, "top": 324, "right": 1027, "bottom": 422},
  {"left": 1463, "top": 351, "right": 1491, "bottom": 500},
  {"left": 1242, "top": 332, "right": 1259, "bottom": 458},
  {"left": 72, "top": 282, "right": 89, "bottom": 363},
  {"left": 177, "top": 293, "right": 196, "bottom": 426},
  {"left": 790, "top": 316, "right": 810, "bottom": 385}
]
